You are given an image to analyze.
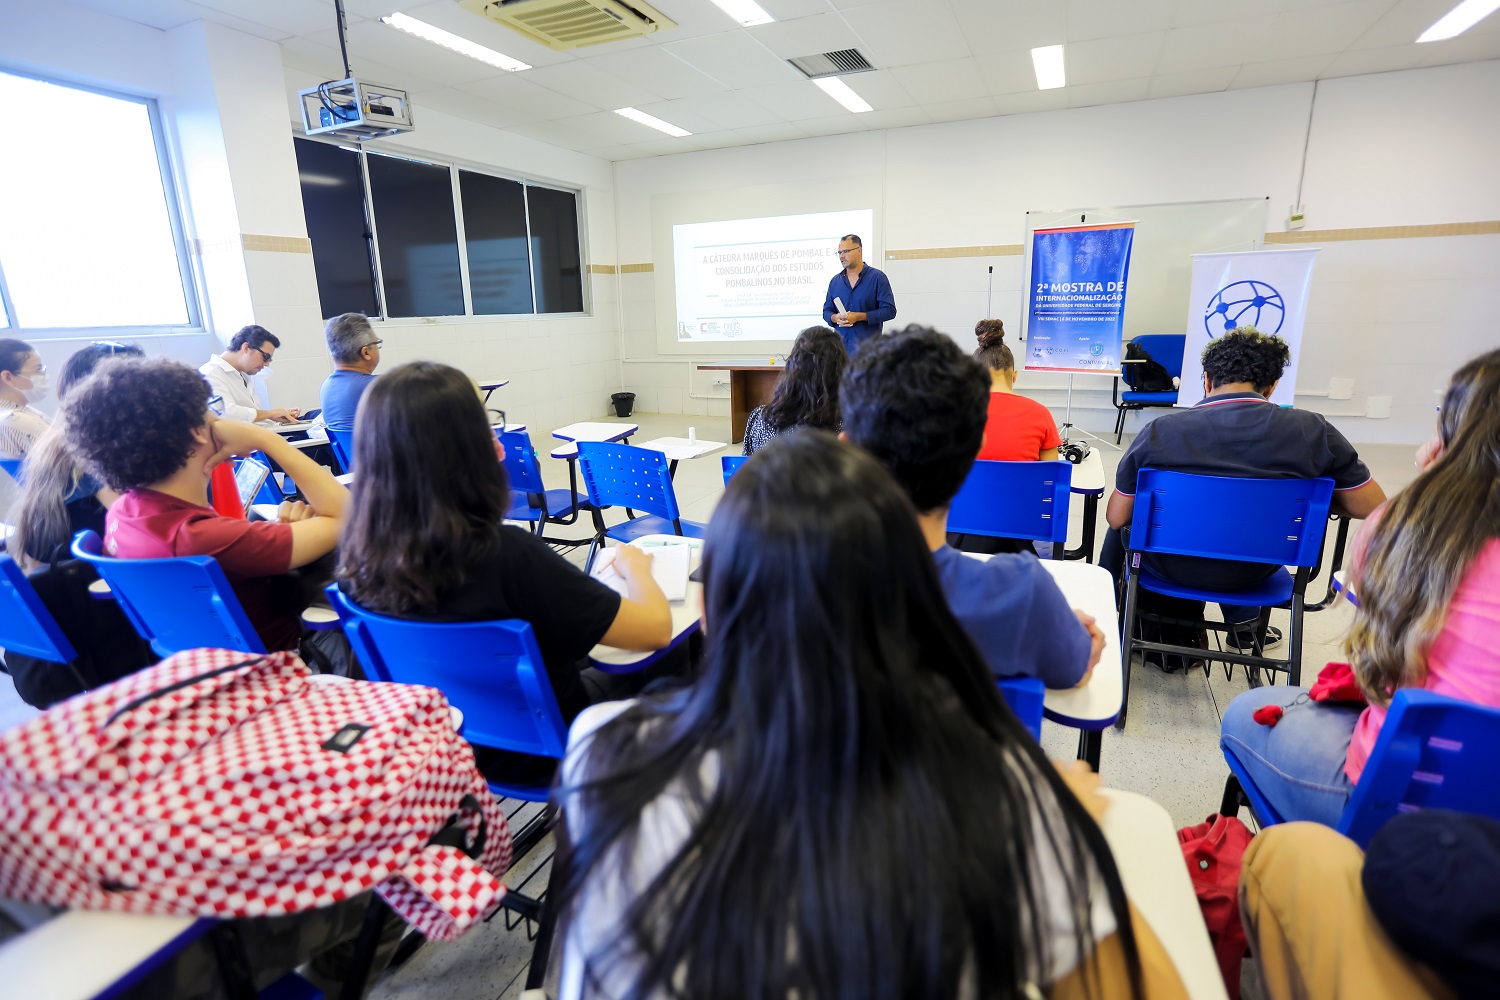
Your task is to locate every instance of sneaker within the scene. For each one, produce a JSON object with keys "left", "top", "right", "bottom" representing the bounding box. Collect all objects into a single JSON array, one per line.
[{"left": 1226, "top": 625, "right": 1283, "bottom": 651}]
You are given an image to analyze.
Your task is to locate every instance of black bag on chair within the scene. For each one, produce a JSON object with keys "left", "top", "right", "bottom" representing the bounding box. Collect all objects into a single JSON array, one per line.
[
  {"left": 3, "top": 550, "right": 157, "bottom": 709},
  {"left": 1124, "top": 342, "right": 1176, "bottom": 392}
]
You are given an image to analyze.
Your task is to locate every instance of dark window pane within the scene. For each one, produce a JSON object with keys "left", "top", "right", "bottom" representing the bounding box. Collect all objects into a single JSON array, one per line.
[
  {"left": 294, "top": 138, "right": 378, "bottom": 320},
  {"left": 460, "top": 171, "right": 532, "bottom": 315},
  {"left": 367, "top": 153, "right": 464, "bottom": 317},
  {"left": 526, "top": 185, "right": 583, "bottom": 314}
]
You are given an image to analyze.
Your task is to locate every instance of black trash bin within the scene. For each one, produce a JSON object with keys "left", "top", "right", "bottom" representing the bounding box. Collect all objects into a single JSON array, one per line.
[{"left": 611, "top": 392, "right": 635, "bottom": 418}]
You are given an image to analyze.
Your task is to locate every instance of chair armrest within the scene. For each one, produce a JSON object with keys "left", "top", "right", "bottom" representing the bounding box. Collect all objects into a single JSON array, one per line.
[
  {"left": 301, "top": 605, "right": 342, "bottom": 631},
  {"left": 87, "top": 578, "right": 114, "bottom": 600}
]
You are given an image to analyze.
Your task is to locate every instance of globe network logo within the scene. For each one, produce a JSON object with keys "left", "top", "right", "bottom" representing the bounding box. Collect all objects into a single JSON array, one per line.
[{"left": 1204, "top": 280, "right": 1285, "bottom": 336}]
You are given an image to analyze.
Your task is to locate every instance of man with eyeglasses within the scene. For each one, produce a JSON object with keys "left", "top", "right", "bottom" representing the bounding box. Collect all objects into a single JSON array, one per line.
[
  {"left": 822, "top": 233, "right": 897, "bottom": 356},
  {"left": 319, "top": 313, "right": 383, "bottom": 434},
  {"left": 200, "top": 324, "right": 300, "bottom": 425}
]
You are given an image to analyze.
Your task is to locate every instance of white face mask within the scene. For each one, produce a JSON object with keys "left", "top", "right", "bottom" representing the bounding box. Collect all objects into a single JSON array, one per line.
[{"left": 17, "top": 371, "right": 48, "bottom": 405}]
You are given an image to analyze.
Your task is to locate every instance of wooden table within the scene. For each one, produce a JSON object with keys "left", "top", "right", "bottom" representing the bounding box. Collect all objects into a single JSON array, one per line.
[{"left": 697, "top": 364, "right": 783, "bottom": 444}]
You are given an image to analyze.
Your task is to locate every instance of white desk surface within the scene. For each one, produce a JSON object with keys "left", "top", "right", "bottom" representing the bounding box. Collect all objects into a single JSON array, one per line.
[
  {"left": 635, "top": 437, "right": 729, "bottom": 462},
  {"left": 0, "top": 909, "right": 201, "bottom": 1000},
  {"left": 1098, "top": 789, "right": 1229, "bottom": 1000},
  {"left": 478, "top": 379, "right": 510, "bottom": 390},
  {"left": 1069, "top": 449, "right": 1106, "bottom": 495},
  {"left": 287, "top": 434, "right": 329, "bottom": 451},
  {"left": 964, "top": 554, "right": 1123, "bottom": 728},
  {"left": 552, "top": 421, "right": 638, "bottom": 443},
  {"left": 590, "top": 535, "right": 702, "bottom": 668},
  {"left": 268, "top": 420, "right": 317, "bottom": 434},
  {"left": 335, "top": 473, "right": 354, "bottom": 485}
]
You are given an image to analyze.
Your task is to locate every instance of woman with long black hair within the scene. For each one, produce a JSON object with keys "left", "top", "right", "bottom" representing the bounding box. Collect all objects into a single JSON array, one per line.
[
  {"left": 741, "top": 325, "right": 847, "bottom": 455},
  {"left": 552, "top": 429, "right": 1185, "bottom": 1000}
]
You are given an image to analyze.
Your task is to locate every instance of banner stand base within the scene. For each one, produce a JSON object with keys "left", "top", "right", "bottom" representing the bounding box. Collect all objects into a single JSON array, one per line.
[{"left": 1058, "top": 373, "right": 1121, "bottom": 461}]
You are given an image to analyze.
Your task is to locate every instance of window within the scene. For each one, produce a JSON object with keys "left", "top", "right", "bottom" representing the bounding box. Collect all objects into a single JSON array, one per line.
[
  {"left": 294, "top": 137, "right": 585, "bottom": 320},
  {"left": 0, "top": 70, "right": 194, "bottom": 331}
]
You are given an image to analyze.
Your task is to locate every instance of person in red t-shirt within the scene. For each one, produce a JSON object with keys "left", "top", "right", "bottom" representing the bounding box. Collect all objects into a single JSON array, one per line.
[
  {"left": 972, "top": 319, "right": 1061, "bottom": 463},
  {"left": 64, "top": 357, "right": 350, "bottom": 651}
]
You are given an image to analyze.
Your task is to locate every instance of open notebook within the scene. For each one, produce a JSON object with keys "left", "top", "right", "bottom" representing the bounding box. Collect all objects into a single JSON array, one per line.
[{"left": 590, "top": 542, "right": 691, "bottom": 602}]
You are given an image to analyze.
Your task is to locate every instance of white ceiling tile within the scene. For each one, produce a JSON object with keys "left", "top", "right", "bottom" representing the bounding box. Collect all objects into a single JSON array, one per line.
[
  {"left": 1065, "top": 0, "right": 1177, "bottom": 41},
  {"left": 1265, "top": 1, "right": 1392, "bottom": 58},
  {"left": 585, "top": 48, "right": 729, "bottom": 101},
  {"left": 560, "top": 110, "right": 672, "bottom": 146},
  {"left": 664, "top": 30, "right": 803, "bottom": 89},
  {"left": 1347, "top": 0, "right": 1472, "bottom": 49},
  {"left": 1146, "top": 66, "right": 1240, "bottom": 98},
  {"left": 836, "top": 69, "right": 917, "bottom": 108},
  {"left": 734, "top": 122, "right": 814, "bottom": 144},
  {"left": 973, "top": 52, "right": 1042, "bottom": 97},
  {"left": 1068, "top": 77, "right": 1151, "bottom": 107},
  {"left": 1170, "top": 0, "right": 1294, "bottom": 29},
  {"left": 1421, "top": 29, "right": 1500, "bottom": 65},
  {"left": 650, "top": 92, "right": 785, "bottom": 129},
  {"left": 862, "top": 106, "right": 933, "bottom": 130},
  {"left": 747, "top": 13, "right": 864, "bottom": 59},
  {"left": 992, "top": 88, "right": 1071, "bottom": 115},
  {"left": 396, "top": 1, "right": 576, "bottom": 69},
  {"left": 760, "top": 0, "right": 835, "bottom": 18},
  {"left": 1228, "top": 53, "right": 1337, "bottom": 88},
  {"left": 506, "top": 119, "right": 605, "bottom": 151},
  {"left": 948, "top": 0, "right": 1067, "bottom": 52},
  {"left": 1319, "top": 43, "right": 1428, "bottom": 76},
  {"left": 521, "top": 62, "right": 661, "bottom": 110},
  {"left": 891, "top": 58, "right": 989, "bottom": 103},
  {"left": 456, "top": 73, "right": 602, "bottom": 119},
  {"left": 414, "top": 86, "right": 550, "bottom": 129},
  {"left": 191, "top": 0, "right": 336, "bottom": 37},
  {"left": 797, "top": 114, "right": 873, "bottom": 137},
  {"left": 922, "top": 95, "right": 1000, "bottom": 123},
  {"left": 840, "top": 2, "right": 971, "bottom": 67},
  {"left": 325, "top": 20, "right": 509, "bottom": 86},
  {"left": 625, "top": 100, "right": 733, "bottom": 134},
  {"left": 742, "top": 80, "right": 848, "bottom": 119},
  {"left": 289, "top": 31, "right": 447, "bottom": 92},
  {"left": 67, "top": 0, "right": 222, "bottom": 31},
  {"left": 1156, "top": 16, "right": 1282, "bottom": 73},
  {"left": 1064, "top": 32, "right": 1169, "bottom": 86}
]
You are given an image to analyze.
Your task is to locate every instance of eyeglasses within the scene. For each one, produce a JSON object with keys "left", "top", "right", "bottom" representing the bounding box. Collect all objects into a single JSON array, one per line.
[
  {"left": 836, "top": 248, "right": 856, "bottom": 256},
  {"left": 252, "top": 347, "right": 274, "bottom": 366},
  {"left": 207, "top": 394, "right": 226, "bottom": 417},
  {"left": 365, "top": 339, "right": 384, "bottom": 350}
]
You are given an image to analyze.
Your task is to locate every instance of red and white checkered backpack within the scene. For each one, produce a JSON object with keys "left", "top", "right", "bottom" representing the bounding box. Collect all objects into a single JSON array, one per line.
[{"left": 0, "top": 648, "right": 513, "bottom": 942}]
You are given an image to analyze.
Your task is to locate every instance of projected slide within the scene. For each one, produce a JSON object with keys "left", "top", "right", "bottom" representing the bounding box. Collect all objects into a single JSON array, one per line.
[{"left": 672, "top": 209, "right": 873, "bottom": 342}]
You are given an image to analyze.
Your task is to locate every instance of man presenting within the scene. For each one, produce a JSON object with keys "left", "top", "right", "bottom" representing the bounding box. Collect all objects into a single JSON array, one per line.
[{"left": 823, "top": 234, "right": 896, "bottom": 356}]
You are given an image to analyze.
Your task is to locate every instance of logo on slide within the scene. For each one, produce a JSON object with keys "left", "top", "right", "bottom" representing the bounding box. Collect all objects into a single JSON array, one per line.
[{"left": 1204, "top": 280, "right": 1285, "bottom": 336}]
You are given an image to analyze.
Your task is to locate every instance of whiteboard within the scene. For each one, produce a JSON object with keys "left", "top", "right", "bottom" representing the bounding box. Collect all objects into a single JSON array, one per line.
[{"left": 1021, "top": 197, "right": 1270, "bottom": 344}]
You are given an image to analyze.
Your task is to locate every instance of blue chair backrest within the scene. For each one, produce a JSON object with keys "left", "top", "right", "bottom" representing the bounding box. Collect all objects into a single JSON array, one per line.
[
  {"left": 324, "top": 583, "right": 568, "bottom": 759},
  {"left": 0, "top": 555, "right": 77, "bottom": 663},
  {"left": 998, "top": 677, "right": 1044, "bottom": 741},
  {"left": 1339, "top": 690, "right": 1500, "bottom": 849},
  {"left": 70, "top": 530, "right": 265, "bottom": 657},
  {"left": 0, "top": 457, "right": 22, "bottom": 480},
  {"left": 1129, "top": 470, "right": 1333, "bottom": 568},
  {"left": 721, "top": 455, "right": 746, "bottom": 484},
  {"left": 499, "top": 429, "right": 547, "bottom": 495},
  {"left": 325, "top": 427, "right": 354, "bottom": 473},
  {"left": 577, "top": 442, "right": 681, "bottom": 523},
  {"left": 949, "top": 460, "right": 1072, "bottom": 546},
  {"left": 1130, "top": 334, "right": 1186, "bottom": 379}
]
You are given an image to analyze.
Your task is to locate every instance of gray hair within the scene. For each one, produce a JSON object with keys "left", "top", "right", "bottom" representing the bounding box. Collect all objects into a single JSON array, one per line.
[{"left": 324, "top": 313, "right": 375, "bottom": 364}]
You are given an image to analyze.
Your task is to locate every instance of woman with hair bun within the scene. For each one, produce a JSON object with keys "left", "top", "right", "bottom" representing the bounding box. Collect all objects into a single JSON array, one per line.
[{"left": 973, "top": 319, "right": 1061, "bottom": 462}]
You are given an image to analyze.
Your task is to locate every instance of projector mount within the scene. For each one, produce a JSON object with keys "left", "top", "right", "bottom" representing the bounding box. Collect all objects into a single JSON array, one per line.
[{"left": 298, "top": 0, "right": 414, "bottom": 142}]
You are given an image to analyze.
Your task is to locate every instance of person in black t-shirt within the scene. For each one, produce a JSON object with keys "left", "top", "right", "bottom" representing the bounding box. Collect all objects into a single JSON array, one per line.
[
  {"left": 336, "top": 361, "right": 672, "bottom": 726},
  {"left": 1101, "top": 327, "right": 1386, "bottom": 651}
]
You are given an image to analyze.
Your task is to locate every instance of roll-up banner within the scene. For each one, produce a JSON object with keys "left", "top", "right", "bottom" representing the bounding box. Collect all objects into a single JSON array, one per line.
[{"left": 1023, "top": 221, "right": 1135, "bottom": 375}]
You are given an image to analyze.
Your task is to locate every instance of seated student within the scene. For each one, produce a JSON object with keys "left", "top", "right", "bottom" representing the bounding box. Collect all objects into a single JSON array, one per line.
[
  {"left": 1220, "top": 347, "right": 1500, "bottom": 827},
  {"left": 336, "top": 361, "right": 671, "bottom": 726},
  {"left": 9, "top": 341, "right": 145, "bottom": 567},
  {"left": 199, "top": 324, "right": 300, "bottom": 425},
  {"left": 840, "top": 326, "right": 1101, "bottom": 689},
  {"left": 973, "top": 318, "right": 1061, "bottom": 462},
  {"left": 64, "top": 357, "right": 350, "bottom": 652},
  {"left": 0, "top": 338, "right": 52, "bottom": 460},
  {"left": 1101, "top": 326, "right": 1386, "bottom": 656},
  {"left": 553, "top": 431, "right": 1188, "bottom": 1000},
  {"left": 741, "top": 325, "right": 846, "bottom": 455},
  {"left": 319, "top": 312, "right": 381, "bottom": 433}
]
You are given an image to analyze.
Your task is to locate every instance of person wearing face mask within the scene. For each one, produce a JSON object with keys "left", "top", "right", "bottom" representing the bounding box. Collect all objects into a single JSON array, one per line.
[{"left": 0, "top": 338, "right": 53, "bottom": 460}]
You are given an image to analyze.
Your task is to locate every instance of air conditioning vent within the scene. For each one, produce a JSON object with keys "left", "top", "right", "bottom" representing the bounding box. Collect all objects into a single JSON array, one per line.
[
  {"left": 460, "top": 0, "right": 676, "bottom": 50},
  {"left": 788, "top": 49, "right": 875, "bottom": 79}
]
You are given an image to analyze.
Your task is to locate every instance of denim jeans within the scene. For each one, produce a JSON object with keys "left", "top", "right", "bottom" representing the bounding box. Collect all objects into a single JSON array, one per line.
[{"left": 1221, "top": 685, "right": 1359, "bottom": 827}]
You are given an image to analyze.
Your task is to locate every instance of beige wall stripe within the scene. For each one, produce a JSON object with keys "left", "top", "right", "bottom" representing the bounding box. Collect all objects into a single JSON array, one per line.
[
  {"left": 886, "top": 244, "right": 1024, "bottom": 261},
  {"left": 587, "top": 264, "right": 617, "bottom": 274},
  {"left": 619, "top": 262, "right": 654, "bottom": 273},
  {"left": 241, "top": 234, "right": 313, "bottom": 254},
  {"left": 1265, "top": 221, "right": 1500, "bottom": 244}
]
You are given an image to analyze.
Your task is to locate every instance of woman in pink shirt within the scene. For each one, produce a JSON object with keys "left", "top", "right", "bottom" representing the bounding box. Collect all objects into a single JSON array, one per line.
[{"left": 1220, "top": 347, "right": 1500, "bottom": 826}]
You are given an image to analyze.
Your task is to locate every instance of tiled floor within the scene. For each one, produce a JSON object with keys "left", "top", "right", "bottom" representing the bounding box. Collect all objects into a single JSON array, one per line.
[{"left": 0, "top": 413, "right": 1420, "bottom": 1000}]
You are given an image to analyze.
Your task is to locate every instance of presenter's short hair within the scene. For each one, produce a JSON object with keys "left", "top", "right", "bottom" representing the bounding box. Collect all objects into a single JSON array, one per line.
[
  {"left": 1202, "top": 326, "right": 1291, "bottom": 393},
  {"left": 229, "top": 325, "right": 280, "bottom": 352},
  {"left": 840, "top": 234, "right": 862, "bottom": 247},
  {"left": 840, "top": 325, "right": 989, "bottom": 514},
  {"left": 325, "top": 313, "right": 375, "bottom": 364}
]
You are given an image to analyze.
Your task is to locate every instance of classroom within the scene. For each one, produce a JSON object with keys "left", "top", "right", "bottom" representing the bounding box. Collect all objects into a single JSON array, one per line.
[{"left": 1, "top": 0, "right": 1498, "bottom": 997}]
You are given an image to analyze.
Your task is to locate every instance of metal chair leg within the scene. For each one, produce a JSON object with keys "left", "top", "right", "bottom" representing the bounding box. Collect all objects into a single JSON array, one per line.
[
  {"left": 1220, "top": 773, "right": 1245, "bottom": 818},
  {"left": 1115, "top": 565, "right": 1141, "bottom": 730}
]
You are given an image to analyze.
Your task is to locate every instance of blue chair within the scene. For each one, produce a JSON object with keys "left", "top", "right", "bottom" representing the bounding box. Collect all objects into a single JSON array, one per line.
[
  {"left": 1113, "top": 334, "right": 1185, "bottom": 443},
  {"left": 948, "top": 460, "right": 1072, "bottom": 559},
  {"left": 721, "top": 454, "right": 746, "bottom": 484},
  {"left": 1119, "top": 470, "right": 1334, "bottom": 727},
  {"left": 499, "top": 429, "right": 591, "bottom": 546},
  {"left": 576, "top": 442, "right": 706, "bottom": 570},
  {"left": 71, "top": 529, "right": 266, "bottom": 657},
  {"left": 0, "top": 457, "right": 22, "bottom": 480},
  {"left": 0, "top": 554, "right": 77, "bottom": 665},
  {"left": 998, "top": 677, "right": 1044, "bottom": 742},
  {"left": 1222, "top": 690, "right": 1500, "bottom": 849},
  {"left": 325, "top": 426, "right": 354, "bottom": 474}
]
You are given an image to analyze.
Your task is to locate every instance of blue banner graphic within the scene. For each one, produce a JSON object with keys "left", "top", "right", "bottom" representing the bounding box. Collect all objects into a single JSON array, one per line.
[{"left": 1024, "top": 222, "right": 1135, "bottom": 374}]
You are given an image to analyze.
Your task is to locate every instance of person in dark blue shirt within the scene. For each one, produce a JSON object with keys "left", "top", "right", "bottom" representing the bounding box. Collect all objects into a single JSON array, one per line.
[
  {"left": 841, "top": 325, "right": 1101, "bottom": 689},
  {"left": 822, "top": 234, "right": 896, "bottom": 356},
  {"left": 318, "top": 312, "right": 382, "bottom": 433}
]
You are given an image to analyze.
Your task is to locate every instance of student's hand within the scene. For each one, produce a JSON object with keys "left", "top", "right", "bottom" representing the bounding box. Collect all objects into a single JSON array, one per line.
[
  {"left": 1054, "top": 759, "right": 1110, "bottom": 823},
  {"left": 277, "top": 500, "right": 317, "bottom": 523},
  {"left": 264, "top": 408, "right": 299, "bottom": 424},
  {"left": 1074, "top": 608, "right": 1105, "bottom": 670},
  {"left": 611, "top": 543, "right": 655, "bottom": 583},
  {"left": 207, "top": 418, "right": 277, "bottom": 467},
  {"left": 1415, "top": 433, "right": 1444, "bottom": 472}
]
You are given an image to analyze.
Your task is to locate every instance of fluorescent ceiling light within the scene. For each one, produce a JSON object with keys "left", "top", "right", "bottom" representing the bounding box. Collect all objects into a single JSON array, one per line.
[
  {"left": 614, "top": 107, "right": 692, "bottom": 137},
  {"left": 813, "top": 77, "right": 873, "bottom": 114},
  {"left": 707, "top": 0, "right": 775, "bottom": 27},
  {"left": 379, "top": 12, "right": 531, "bottom": 72},
  {"left": 1417, "top": 0, "right": 1500, "bottom": 41},
  {"left": 1031, "top": 45, "right": 1066, "bottom": 90}
]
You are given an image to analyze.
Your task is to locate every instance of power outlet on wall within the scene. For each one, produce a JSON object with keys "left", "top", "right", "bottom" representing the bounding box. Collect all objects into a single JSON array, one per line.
[{"left": 1287, "top": 204, "right": 1307, "bottom": 230}]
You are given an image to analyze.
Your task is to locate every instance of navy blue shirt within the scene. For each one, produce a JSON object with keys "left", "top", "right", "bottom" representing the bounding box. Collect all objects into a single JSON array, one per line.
[
  {"left": 823, "top": 264, "right": 896, "bottom": 353},
  {"left": 319, "top": 370, "right": 376, "bottom": 433},
  {"left": 931, "top": 545, "right": 1090, "bottom": 688}
]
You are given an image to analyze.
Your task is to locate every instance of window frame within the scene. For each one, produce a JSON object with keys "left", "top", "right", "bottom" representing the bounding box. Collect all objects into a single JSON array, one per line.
[
  {"left": 295, "top": 132, "right": 589, "bottom": 324},
  {"left": 0, "top": 66, "right": 203, "bottom": 338}
]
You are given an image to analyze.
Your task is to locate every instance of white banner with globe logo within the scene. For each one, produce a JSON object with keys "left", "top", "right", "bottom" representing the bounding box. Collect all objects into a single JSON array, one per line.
[{"left": 1177, "top": 247, "right": 1319, "bottom": 408}]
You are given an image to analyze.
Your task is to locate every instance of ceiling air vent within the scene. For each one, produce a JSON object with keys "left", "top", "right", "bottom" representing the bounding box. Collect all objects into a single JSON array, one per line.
[
  {"left": 788, "top": 49, "right": 875, "bottom": 80},
  {"left": 460, "top": 0, "right": 676, "bottom": 51}
]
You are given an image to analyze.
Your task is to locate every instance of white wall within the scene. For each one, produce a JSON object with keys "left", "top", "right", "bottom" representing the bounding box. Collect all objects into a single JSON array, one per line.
[{"left": 614, "top": 60, "right": 1500, "bottom": 444}]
